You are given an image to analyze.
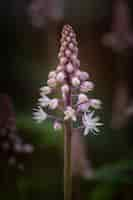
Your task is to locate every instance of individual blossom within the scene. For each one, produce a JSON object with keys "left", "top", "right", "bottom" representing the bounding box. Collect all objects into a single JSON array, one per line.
[
  {"left": 80, "top": 81, "right": 94, "bottom": 92},
  {"left": 90, "top": 99, "right": 102, "bottom": 109},
  {"left": 72, "top": 77, "right": 80, "bottom": 87},
  {"left": 40, "top": 86, "right": 52, "bottom": 95},
  {"left": 49, "top": 99, "right": 59, "bottom": 110},
  {"left": 64, "top": 107, "right": 77, "bottom": 121},
  {"left": 33, "top": 107, "right": 47, "bottom": 123},
  {"left": 82, "top": 111, "right": 103, "bottom": 135},
  {"left": 56, "top": 72, "right": 65, "bottom": 83},
  {"left": 38, "top": 95, "right": 50, "bottom": 107},
  {"left": 47, "top": 78, "right": 57, "bottom": 88},
  {"left": 78, "top": 94, "right": 89, "bottom": 104}
]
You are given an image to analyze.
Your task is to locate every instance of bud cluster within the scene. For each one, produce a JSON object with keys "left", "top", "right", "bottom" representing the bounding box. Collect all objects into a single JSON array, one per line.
[{"left": 33, "top": 25, "right": 102, "bottom": 135}]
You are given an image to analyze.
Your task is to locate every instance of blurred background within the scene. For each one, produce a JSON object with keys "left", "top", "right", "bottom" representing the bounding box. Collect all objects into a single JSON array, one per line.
[{"left": 0, "top": 0, "right": 133, "bottom": 199}]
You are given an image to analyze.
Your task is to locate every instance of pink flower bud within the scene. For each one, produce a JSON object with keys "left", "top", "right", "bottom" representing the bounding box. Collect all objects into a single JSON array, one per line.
[
  {"left": 72, "top": 77, "right": 80, "bottom": 87},
  {"left": 56, "top": 72, "right": 65, "bottom": 83},
  {"left": 56, "top": 65, "right": 64, "bottom": 72},
  {"left": 90, "top": 99, "right": 101, "bottom": 109},
  {"left": 66, "top": 63, "right": 74, "bottom": 73},
  {"left": 65, "top": 49, "right": 71, "bottom": 57},
  {"left": 66, "top": 36, "right": 71, "bottom": 42},
  {"left": 80, "top": 81, "right": 94, "bottom": 92},
  {"left": 61, "top": 84, "right": 69, "bottom": 93},
  {"left": 78, "top": 94, "right": 88, "bottom": 104},
  {"left": 48, "top": 71, "right": 57, "bottom": 79},
  {"left": 79, "top": 71, "right": 89, "bottom": 81},
  {"left": 49, "top": 99, "right": 59, "bottom": 110},
  {"left": 47, "top": 78, "right": 57, "bottom": 87},
  {"left": 69, "top": 43, "right": 74, "bottom": 50},
  {"left": 62, "top": 41, "right": 67, "bottom": 47},
  {"left": 58, "top": 52, "right": 63, "bottom": 59},
  {"left": 60, "top": 57, "right": 67, "bottom": 65},
  {"left": 77, "top": 102, "right": 90, "bottom": 112},
  {"left": 53, "top": 121, "right": 62, "bottom": 131},
  {"left": 60, "top": 46, "right": 65, "bottom": 53}
]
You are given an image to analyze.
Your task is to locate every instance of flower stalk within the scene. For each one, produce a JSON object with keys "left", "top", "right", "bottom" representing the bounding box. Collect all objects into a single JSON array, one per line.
[
  {"left": 64, "top": 120, "right": 72, "bottom": 200},
  {"left": 33, "top": 24, "right": 102, "bottom": 200}
]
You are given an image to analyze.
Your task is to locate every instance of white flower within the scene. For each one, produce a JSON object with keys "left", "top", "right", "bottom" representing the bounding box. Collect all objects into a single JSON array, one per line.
[
  {"left": 38, "top": 95, "right": 50, "bottom": 107},
  {"left": 47, "top": 78, "right": 57, "bottom": 87},
  {"left": 61, "top": 84, "right": 69, "bottom": 93},
  {"left": 72, "top": 77, "right": 80, "bottom": 87},
  {"left": 48, "top": 71, "right": 57, "bottom": 79},
  {"left": 80, "top": 81, "right": 94, "bottom": 92},
  {"left": 82, "top": 111, "right": 103, "bottom": 135},
  {"left": 56, "top": 72, "right": 65, "bottom": 83},
  {"left": 90, "top": 99, "right": 102, "bottom": 109},
  {"left": 64, "top": 106, "right": 77, "bottom": 121},
  {"left": 49, "top": 98, "right": 59, "bottom": 110},
  {"left": 40, "top": 86, "right": 52, "bottom": 95},
  {"left": 53, "top": 121, "right": 62, "bottom": 131},
  {"left": 33, "top": 107, "right": 47, "bottom": 123},
  {"left": 78, "top": 94, "right": 88, "bottom": 104}
]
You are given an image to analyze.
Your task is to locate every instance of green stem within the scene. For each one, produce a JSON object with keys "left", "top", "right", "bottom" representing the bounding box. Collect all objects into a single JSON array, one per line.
[{"left": 64, "top": 120, "right": 72, "bottom": 200}]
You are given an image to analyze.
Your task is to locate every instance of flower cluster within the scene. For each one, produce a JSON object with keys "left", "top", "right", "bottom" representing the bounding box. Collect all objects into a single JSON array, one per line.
[{"left": 33, "top": 25, "right": 102, "bottom": 135}]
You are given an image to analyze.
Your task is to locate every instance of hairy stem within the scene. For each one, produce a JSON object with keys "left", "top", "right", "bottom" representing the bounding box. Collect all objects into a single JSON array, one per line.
[{"left": 64, "top": 120, "right": 72, "bottom": 200}]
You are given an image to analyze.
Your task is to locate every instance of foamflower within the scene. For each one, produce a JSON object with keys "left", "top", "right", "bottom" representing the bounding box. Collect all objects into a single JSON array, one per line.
[
  {"left": 33, "top": 107, "right": 47, "bottom": 123},
  {"left": 82, "top": 111, "right": 103, "bottom": 135},
  {"left": 64, "top": 107, "right": 77, "bottom": 121}
]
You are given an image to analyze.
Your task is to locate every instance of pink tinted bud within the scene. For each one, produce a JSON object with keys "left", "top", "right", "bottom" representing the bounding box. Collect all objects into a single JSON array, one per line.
[
  {"left": 48, "top": 71, "right": 56, "bottom": 79},
  {"left": 90, "top": 99, "right": 102, "bottom": 109},
  {"left": 77, "top": 102, "right": 90, "bottom": 112},
  {"left": 61, "top": 84, "right": 69, "bottom": 93},
  {"left": 66, "top": 36, "right": 71, "bottom": 42},
  {"left": 60, "top": 46, "right": 65, "bottom": 52},
  {"left": 53, "top": 121, "right": 62, "bottom": 131},
  {"left": 56, "top": 72, "right": 65, "bottom": 82},
  {"left": 62, "top": 41, "right": 67, "bottom": 47},
  {"left": 66, "top": 63, "right": 74, "bottom": 73},
  {"left": 80, "top": 81, "right": 94, "bottom": 92},
  {"left": 49, "top": 99, "right": 59, "bottom": 110},
  {"left": 56, "top": 65, "right": 64, "bottom": 72},
  {"left": 79, "top": 71, "right": 89, "bottom": 81},
  {"left": 65, "top": 49, "right": 71, "bottom": 57},
  {"left": 47, "top": 78, "right": 57, "bottom": 87},
  {"left": 71, "top": 54, "right": 78, "bottom": 65},
  {"left": 58, "top": 52, "right": 63, "bottom": 59},
  {"left": 69, "top": 43, "right": 74, "bottom": 50},
  {"left": 78, "top": 94, "right": 88, "bottom": 104},
  {"left": 60, "top": 57, "right": 67, "bottom": 65},
  {"left": 76, "top": 59, "right": 80, "bottom": 68},
  {"left": 72, "top": 77, "right": 80, "bottom": 87}
]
